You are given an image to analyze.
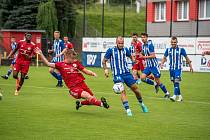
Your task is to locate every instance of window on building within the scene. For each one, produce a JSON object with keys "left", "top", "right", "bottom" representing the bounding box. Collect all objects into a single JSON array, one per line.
[
  {"left": 177, "top": 1, "right": 189, "bottom": 21},
  {"left": 155, "top": 2, "right": 166, "bottom": 22},
  {"left": 199, "top": 0, "right": 210, "bottom": 19}
]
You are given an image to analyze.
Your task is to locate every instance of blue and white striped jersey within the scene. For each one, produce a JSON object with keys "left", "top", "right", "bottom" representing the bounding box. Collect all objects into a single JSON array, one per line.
[
  {"left": 104, "top": 47, "right": 131, "bottom": 76},
  {"left": 11, "top": 42, "right": 17, "bottom": 58},
  {"left": 52, "top": 39, "right": 65, "bottom": 62},
  {"left": 142, "top": 40, "right": 158, "bottom": 67},
  {"left": 164, "top": 46, "right": 187, "bottom": 70}
]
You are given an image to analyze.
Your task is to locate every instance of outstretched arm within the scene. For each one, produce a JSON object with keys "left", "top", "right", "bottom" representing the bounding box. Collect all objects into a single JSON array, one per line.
[
  {"left": 81, "top": 68, "right": 97, "bottom": 77},
  {"left": 35, "top": 48, "right": 55, "bottom": 68}
]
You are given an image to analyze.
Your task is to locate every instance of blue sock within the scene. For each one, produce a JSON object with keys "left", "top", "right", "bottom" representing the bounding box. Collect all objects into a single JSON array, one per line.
[
  {"left": 57, "top": 73, "right": 63, "bottom": 85},
  {"left": 50, "top": 71, "right": 58, "bottom": 80},
  {"left": 122, "top": 101, "right": 130, "bottom": 110},
  {"left": 159, "top": 83, "right": 168, "bottom": 94},
  {"left": 174, "top": 83, "right": 181, "bottom": 95},
  {"left": 6, "top": 69, "right": 12, "bottom": 77},
  {"left": 143, "top": 78, "right": 154, "bottom": 85}
]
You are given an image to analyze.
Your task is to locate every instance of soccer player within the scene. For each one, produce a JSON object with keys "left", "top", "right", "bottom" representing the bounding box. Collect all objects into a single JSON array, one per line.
[
  {"left": 35, "top": 47, "right": 109, "bottom": 110},
  {"left": 129, "top": 33, "right": 157, "bottom": 91},
  {"left": 160, "top": 36, "right": 193, "bottom": 102},
  {"left": 102, "top": 36, "right": 148, "bottom": 116},
  {"left": 1, "top": 37, "right": 17, "bottom": 79},
  {"left": 7, "top": 33, "right": 37, "bottom": 95},
  {"left": 48, "top": 31, "right": 65, "bottom": 87},
  {"left": 1, "top": 37, "right": 29, "bottom": 80},
  {"left": 140, "top": 33, "right": 170, "bottom": 98}
]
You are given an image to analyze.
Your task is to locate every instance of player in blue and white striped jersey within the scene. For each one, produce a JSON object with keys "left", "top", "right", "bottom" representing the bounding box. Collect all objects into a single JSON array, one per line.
[
  {"left": 102, "top": 36, "right": 148, "bottom": 116},
  {"left": 161, "top": 37, "right": 193, "bottom": 102},
  {"left": 48, "top": 31, "right": 65, "bottom": 87},
  {"left": 1, "top": 37, "right": 18, "bottom": 79},
  {"left": 140, "top": 33, "right": 170, "bottom": 98}
]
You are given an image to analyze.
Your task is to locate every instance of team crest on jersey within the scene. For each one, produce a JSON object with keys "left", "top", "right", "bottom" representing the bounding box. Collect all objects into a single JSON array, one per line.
[
  {"left": 28, "top": 47, "right": 32, "bottom": 51},
  {"left": 73, "top": 63, "right": 77, "bottom": 67}
]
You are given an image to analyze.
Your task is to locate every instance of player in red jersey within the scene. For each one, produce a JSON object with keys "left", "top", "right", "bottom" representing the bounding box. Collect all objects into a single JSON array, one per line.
[
  {"left": 129, "top": 33, "right": 158, "bottom": 93},
  {"left": 35, "top": 47, "right": 109, "bottom": 110},
  {"left": 7, "top": 33, "right": 37, "bottom": 95}
]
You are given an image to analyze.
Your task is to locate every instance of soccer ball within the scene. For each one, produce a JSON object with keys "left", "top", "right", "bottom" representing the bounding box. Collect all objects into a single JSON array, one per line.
[{"left": 113, "top": 82, "right": 124, "bottom": 94}]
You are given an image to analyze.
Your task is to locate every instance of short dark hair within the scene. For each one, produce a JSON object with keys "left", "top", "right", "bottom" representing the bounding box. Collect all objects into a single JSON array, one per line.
[
  {"left": 141, "top": 32, "right": 148, "bottom": 37},
  {"left": 131, "top": 32, "right": 138, "bottom": 36},
  {"left": 171, "top": 36, "right": 177, "bottom": 41}
]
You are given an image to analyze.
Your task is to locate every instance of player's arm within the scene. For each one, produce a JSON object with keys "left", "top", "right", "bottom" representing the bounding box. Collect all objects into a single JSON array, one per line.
[
  {"left": 81, "top": 68, "right": 97, "bottom": 77},
  {"left": 7, "top": 47, "right": 19, "bottom": 59},
  {"left": 56, "top": 48, "right": 67, "bottom": 57},
  {"left": 102, "top": 57, "right": 109, "bottom": 78},
  {"left": 185, "top": 56, "right": 193, "bottom": 72},
  {"left": 160, "top": 56, "right": 167, "bottom": 69},
  {"left": 35, "top": 48, "right": 55, "bottom": 68}
]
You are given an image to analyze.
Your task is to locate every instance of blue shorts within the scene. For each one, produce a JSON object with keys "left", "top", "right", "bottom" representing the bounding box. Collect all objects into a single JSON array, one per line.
[
  {"left": 170, "top": 69, "right": 182, "bottom": 82},
  {"left": 143, "top": 66, "right": 161, "bottom": 78},
  {"left": 11, "top": 59, "right": 16, "bottom": 65},
  {"left": 113, "top": 73, "right": 136, "bottom": 88}
]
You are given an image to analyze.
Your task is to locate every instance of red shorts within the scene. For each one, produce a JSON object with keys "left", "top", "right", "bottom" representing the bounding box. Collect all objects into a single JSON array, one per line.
[
  {"left": 13, "top": 61, "right": 30, "bottom": 74},
  {"left": 69, "top": 82, "right": 94, "bottom": 99},
  {"left": 132, "top": 61, "right": 145, "bottom": 71}
]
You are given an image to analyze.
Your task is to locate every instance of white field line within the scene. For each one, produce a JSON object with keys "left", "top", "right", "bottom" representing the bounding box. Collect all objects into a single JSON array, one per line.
[{"left": 0, "top": 83, "right": 210, "bottom": 105}]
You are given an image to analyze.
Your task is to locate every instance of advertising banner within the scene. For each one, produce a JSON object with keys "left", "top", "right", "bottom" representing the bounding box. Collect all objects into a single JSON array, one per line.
[{"left": 82, "top": 52, "right": 101, "bottom": 67}]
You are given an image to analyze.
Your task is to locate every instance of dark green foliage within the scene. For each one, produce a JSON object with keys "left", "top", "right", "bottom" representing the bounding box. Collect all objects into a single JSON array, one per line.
[
  {"left": 36, "top": 0, "right": 58, "bottom": 39},
  {"left": 55, "top": 0, "right": 77, "bottom": 38}
]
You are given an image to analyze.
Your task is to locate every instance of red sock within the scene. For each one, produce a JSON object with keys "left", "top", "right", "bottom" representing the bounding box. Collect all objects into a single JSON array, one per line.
[
  {"left": 89, "top": 98, "right": 102, "bottom": 106},
  {"left": 81, "top": 100, "right": 90, "bottom": 105}
]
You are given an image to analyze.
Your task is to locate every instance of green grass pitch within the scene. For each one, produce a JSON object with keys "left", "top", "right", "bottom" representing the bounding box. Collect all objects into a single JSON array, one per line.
[{"left": 0, "top": 66, "right": 210, "bottom": 140}]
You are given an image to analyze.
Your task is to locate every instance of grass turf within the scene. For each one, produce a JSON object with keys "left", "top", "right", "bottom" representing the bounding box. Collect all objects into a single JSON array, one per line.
[{"left": 0, "top": 66, "right": 210, "bottom": 140}]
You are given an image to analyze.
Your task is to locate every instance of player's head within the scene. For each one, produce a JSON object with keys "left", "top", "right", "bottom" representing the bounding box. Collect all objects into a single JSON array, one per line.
[
  {"left": 54, "top": 31, "right": 60, "bottom": 40},
  {"left": 171, "top": 36, "right": 178, "bottom": 48},
  {"left": 141, "top": 32, "right": 148, "bottom": 43},
  {"left": 116, "top": 36, "right": 124, "bottom": 50},
  {"left": 63, "top": 36, "right": 69, "bottom": 43},
  {"left": 131, "top": 32, "right": 138, "bottom": 42},
  {"left": 25, "top": 32, "right": 32, "bottom": 42},
  {"left": 11, "top": 36, "right": 16, "bottom": 43},
  {"left": 64, "top": 48, "right": 77, "bottom": 60}
]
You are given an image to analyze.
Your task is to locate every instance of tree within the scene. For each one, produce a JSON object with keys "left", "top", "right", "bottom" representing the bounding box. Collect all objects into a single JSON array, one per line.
[
  {"left": 55, "top": 0, "right": 77, "bottom": 38},
  {"left": 3, "top": 0, "right": 42, "bottom": 29},
  {"left": 36, "top": 0, "right": 58, "bottom": 40}
]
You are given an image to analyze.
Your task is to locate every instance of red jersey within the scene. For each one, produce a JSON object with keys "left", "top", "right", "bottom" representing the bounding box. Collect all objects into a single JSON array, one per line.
[
  {"left": 64, "top": 41, "right": 74, "bottom": 49},
  {"left": 15, "top": 40, "right": 36, "bottom": 63},
  {"left": 55, "top": 60, "right": 85, "bottom": 89},
  {"left": 131, "top": 40, "right": 143, "bottom": 61}
]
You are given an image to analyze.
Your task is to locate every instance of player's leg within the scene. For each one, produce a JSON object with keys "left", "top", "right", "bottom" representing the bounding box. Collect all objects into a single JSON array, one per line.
[
  {"left": 169, "top": 70, "right": 176, "bottom": 101},
  {"left": 141, "top": 67, "right": 155, "bottom": 85},
  {"left": 49, "top": 67, "right": 58, "bottom": 80},
  {"left": 132, "top": 63, "right": 141, "bottom": 84},
  {"left": 121, "top": 90, "right": 132, "bottom": 116},
  {"left": 124, "top": 74, "right": 148, "bottom": 113},
  {"left": 174, "top": 70, "right": 182, "bottom": 101},
  {"left": 141, "top": 67, "right": 159, "bottom": 93},
  {"left": 152, "top": 67, "right": 170, "bottom": 98},
  {"left": 1, "top": 63, "right": 13, "bottom": 79},
  {"left": 56, "top": 71, "right": 63, "bottom": 87},
  {"left": 72, "top": 83, "right": 109, "bottom": 109}
]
